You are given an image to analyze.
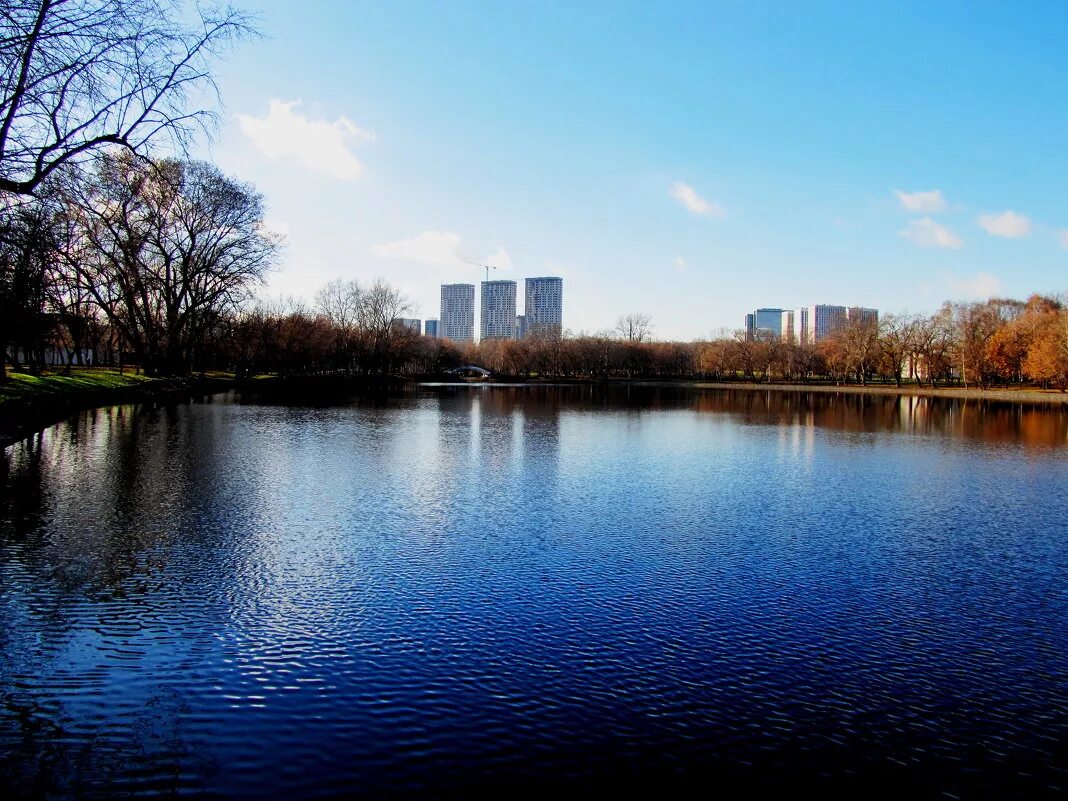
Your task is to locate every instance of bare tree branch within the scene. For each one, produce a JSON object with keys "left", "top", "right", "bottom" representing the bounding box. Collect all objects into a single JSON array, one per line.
[{"left": 0, "top": 0, "right": 254, "bottom": 195}]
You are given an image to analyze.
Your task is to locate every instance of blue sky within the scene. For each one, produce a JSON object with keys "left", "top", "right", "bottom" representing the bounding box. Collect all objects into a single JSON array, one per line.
[{"left": 201, "top": 1, "right": 1068, "bottom": 339}]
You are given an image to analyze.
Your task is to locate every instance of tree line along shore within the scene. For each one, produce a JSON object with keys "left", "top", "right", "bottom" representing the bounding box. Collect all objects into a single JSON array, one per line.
[
  {"left": 4, "top": 280, "right": 1068, "bottom": 397},
  {"left": 1, "top": 3, "right": 1066, "bottom": 407}
]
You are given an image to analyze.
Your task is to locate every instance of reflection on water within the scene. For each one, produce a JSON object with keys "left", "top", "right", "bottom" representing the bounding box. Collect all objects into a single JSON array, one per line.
[{"left": 1, "top": 386, "right": 1066, "bottom": 799}]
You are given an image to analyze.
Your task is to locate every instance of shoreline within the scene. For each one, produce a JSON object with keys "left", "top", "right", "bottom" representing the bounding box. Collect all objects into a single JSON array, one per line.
[
  {"left": 419, "top": 376, "right": 1068, "bottom": 405},
  {"left": 636, "top": 381, "right": 1068, "bottom": 405},
  {"left": 0, "top": 374, "right": 236, "bottom": 448},
  {"left": 4, "top": 373, "right": 1065, "bottom": 448}
]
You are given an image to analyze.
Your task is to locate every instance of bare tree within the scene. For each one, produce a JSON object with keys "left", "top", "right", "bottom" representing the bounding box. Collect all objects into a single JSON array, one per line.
[
  {"left": 66, "top": 151, "right": 278, "bottom": 374},
  {"left": 616, "top": 312, "right": 652, "bottom": 342},
  {"left": 0, "top": 189, "right": 60, "bottom": 376},
  {"left": 0, "top": 0, "right": 252, "bottom": 195},
  {"left": 358, "top": 278, "right": 414, "bottom": 375},
  {"left": 953, "top": 301, "right": 1003, "bottom": 389},
  {"left": 315, "top": 279, "right": 362, "bottom": 333},
  {"left": 878, "top": 312, "right": 919, "bottom": 387}
]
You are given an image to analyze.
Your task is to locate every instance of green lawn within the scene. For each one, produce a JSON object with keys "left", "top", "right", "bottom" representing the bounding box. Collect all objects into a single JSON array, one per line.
[{"left": 0, "top": 368, "right": 156, "bottom": 405}]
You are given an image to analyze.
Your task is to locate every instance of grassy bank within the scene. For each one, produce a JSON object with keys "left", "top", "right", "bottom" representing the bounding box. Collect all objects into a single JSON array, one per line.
[
  {"left": 0, "top": 368, "right": 157, "bottom": 405},
  {"left": 0, "top": 368, "right": 235, "bottom": 447}
]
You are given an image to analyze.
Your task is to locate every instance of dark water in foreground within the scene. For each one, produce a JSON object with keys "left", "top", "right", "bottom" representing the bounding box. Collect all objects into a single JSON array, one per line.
[{"left": 1, "top": 386, "right": 1066, "bottom": 799}]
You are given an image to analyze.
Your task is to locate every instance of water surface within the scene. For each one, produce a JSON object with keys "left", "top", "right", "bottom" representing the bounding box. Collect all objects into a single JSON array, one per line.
[{"left": 1, "top": 387, "right": 1066, "bottom": 798}]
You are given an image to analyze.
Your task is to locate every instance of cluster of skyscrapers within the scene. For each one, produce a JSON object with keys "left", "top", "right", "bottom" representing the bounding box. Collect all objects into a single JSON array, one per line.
[
  {"left": 744, "top": 304, "right": 878, "bottom": 345},
  {"left": 392, "top": 277, "right": 563, "bottom": 343}
]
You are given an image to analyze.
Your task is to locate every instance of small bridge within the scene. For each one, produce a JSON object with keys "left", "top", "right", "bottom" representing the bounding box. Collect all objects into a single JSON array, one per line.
[{"left": 444, "top": 365, "right": 492, "bottom": 379}]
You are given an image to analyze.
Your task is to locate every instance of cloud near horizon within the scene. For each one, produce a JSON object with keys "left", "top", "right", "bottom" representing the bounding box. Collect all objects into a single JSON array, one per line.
[
  {"left": 371, "top": 230, "right": 512, "bottom": 272},
  {"left": 894, "top": 189, "right": 947, "bottom": 213},
  {"left": 977, "top": 210, "right": 1032, "bottom": 238},
  {"left": 946, "top": 271, "right": 1002, "bottom": 300},
  {"left": 900, "top": 217, "right": 962, "bottom": 249},
  {"left": 670, "top": 182, "right": 724, "bottom": 217},
  {"left": 483, "top": 246, "right": 514, "bottom": 270},
  {"left": 237, "top": 99, "right": 374, "bottom": 181},
  {"left": 371, "top": 230, "right": 463, "bottom": 266}
]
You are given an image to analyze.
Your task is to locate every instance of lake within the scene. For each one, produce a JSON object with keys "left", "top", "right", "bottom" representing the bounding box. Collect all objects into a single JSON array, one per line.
[{"left": 1, "top": 386, "right": 1066, "bottom": 799}]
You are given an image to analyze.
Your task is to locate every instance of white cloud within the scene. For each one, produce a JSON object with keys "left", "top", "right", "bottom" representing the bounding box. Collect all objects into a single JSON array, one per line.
[
  {"left": 371, "top": 230, "right": 463, "bottom": 266},
  {"left": 674, "top": 255, "right": 686, "bottom": 271},
  {"left": 947, "top": 271, "right": 1002, "bottom": 300},
  {"left": 670, "top": 181, "right": 724, "bottom": 218},
  {"left": 893, "top": 189, "right": 947, "bottom": 213},
  {"left": 900, "top": 217, "right": 963, "bottom": 249},
  {"left": 484, "top": 246, "right": 513, "bottom": 269},
  {"left": 977, "top": 210, "right": 1032, "bottom": 238},
  {"left": 1058, "top": 229, "right": 1068, "bottom": 249},
  {"left": 370, "top": 231, "right": 514, "bottom": 274},
  {"left": 237, "top": 99, "right": 374, "bottom": 181}
]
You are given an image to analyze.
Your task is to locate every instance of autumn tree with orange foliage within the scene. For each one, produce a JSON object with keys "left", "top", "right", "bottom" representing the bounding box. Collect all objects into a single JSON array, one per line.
[{"left": 1023, "top": 309, "right": 1068, "bottom": 390}]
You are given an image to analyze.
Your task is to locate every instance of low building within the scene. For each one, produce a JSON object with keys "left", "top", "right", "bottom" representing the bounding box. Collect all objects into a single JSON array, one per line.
[{"left": 391, "top": 318, "right": 421, "bottom": 335}]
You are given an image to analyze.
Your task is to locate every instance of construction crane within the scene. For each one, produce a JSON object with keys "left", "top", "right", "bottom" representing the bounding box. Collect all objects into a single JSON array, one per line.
[{"left": 465, "top": 260, "right": 500, "bottom": 283}]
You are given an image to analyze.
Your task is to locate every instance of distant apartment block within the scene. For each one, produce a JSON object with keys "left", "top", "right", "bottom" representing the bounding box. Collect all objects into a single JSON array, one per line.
[
  {"left": 781, "top": 310, "right": 795, "bottom": 343},
  {"left": 391, "top": 318, "right": 421, "bottom": 335},
  {"left": 743, "top": 304, "right": 878, "bottom": 344},
  {"left": 848, "top": 306, "right": 879, "bottom": 328},
  {"left": 524, "top": 277, "right": 563, "bottom": 337},
  {"left": 424, "top": 319, "right": 439, "bottom": 338},
  {"left": 805, "top": 304, "right": 848, "bottom": 343},
  {"left": 744, "top": 308, "right": 784, "bottom": 341},
  {"left": 440, "top": 284, "right": 475, "bottom": 342},
  {"left": 515, "top": 315, "right": 527, "bottom": 339},
  {"left": 481, "top": 280, "right": 517, "bottom": 340},
  {"left": 794, "top": 307, "right": 810, "bottom": 345}
]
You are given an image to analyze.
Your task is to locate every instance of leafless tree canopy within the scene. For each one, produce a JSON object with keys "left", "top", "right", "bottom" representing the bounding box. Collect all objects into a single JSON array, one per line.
[
  {"left": 616, "top": 312, "right": 652, "bottom": 342},
  {"left": 60, "top": 150, "right": 278, "bottom": 374},
  {"left": 0, "top": 0, "right": 251, "bottom": 195},
  {"left": 310, "top": 277, "right": 417, "bottom": 375}
]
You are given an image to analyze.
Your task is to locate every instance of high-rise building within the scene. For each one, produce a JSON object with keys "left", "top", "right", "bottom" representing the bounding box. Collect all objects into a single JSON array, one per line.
[
  {"left": 391, "top": 318, "right": 421, "bottom": 335},
  {"left": 440, "top": 284, "right": 475, "bottom": 342},
  {"left": 424, "top": 319, "right": 439, "bottom": 338},
  {"left": 515, "top": 315, "right": 527, "bottom": 339},
  {"left": 480, "top": 280, "right": 517, "bottom": 341},
  {"left": 744, "top": 308, "right": 784, "bottom": 340},
  {"left": 805, "top": 305, "right": 848, "bottom": 343},
  {"left": 524, "top": 277, "right": 563, "bottom": 337}
]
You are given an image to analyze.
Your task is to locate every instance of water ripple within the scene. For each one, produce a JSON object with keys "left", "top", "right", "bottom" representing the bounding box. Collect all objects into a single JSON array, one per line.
[{"left": 0, "top": 388, "right": 1065, "bottom": 799}]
